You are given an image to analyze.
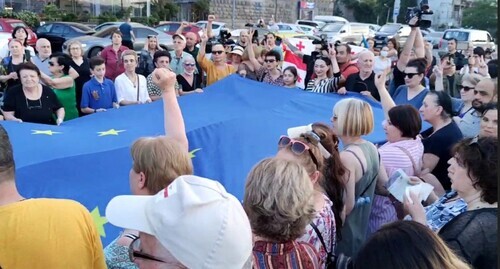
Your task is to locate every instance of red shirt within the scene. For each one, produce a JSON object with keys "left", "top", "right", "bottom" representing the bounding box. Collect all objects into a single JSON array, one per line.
[
  {"left": 340, "top": 61, "right": 359, "bottom": 79},
  {"left": 100, "top": 45, "right": 128, "bottom": 81}
]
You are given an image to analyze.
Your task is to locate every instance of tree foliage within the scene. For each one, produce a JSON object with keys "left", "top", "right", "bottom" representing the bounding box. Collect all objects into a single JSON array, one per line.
[
  {"left": 462, "top": 0, "right": 497, "bottom": 35},
  {"left": 151, "top": 0, "right": 179, "bottom": 21},
  {"left": 0, "top": 10, "right": 40, "bottom": 28},
  {"left": 192, "top": 0, "right": 210, "bottom": 21},
  {"left": 341, "top": 0, "right": 417, "bottom": 25}
]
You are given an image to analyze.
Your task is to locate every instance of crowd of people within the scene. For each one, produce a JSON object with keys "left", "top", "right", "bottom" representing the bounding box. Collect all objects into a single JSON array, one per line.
[{"left": 0, "top": 14, "right": 498, "bottom": 269}]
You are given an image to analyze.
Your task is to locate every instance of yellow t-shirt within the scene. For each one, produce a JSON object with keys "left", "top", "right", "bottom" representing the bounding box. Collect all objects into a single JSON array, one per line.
[
  {"left": 0, "top": 199, "right": 106, "bottom": 269},
  {"left": 197, "top": 54, "right": 236, "bottom": 86}
]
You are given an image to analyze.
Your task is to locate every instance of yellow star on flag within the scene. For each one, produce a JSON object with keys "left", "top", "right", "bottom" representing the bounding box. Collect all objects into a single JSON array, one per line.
[
  {"left": 97, "top": 129, "right": 125, "bottom": 136},
  {"left": 31, "top": 130, "right": 61, "bottom": 135},
  {"left": 90, "top": 206, "right": 108, "bottom": 237},
  {"left": 189, "top": 148, "right": 202, "bottom": 158}
]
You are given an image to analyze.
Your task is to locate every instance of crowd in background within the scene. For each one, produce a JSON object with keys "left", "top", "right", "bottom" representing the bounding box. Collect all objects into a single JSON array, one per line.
[{"left": 0, "top": 14, "right": 497, "bottom": 269}]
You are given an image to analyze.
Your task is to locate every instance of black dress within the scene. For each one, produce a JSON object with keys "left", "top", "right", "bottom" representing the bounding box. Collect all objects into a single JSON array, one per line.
[
  {"left": 2, "top": 84, "right": 62, "bottom": 125},
  {"left": 176, "top": 74, "right": 202, "bottom": 93},
  {"left": 70, "top": 57, "right": 91, "bottom": 116}
]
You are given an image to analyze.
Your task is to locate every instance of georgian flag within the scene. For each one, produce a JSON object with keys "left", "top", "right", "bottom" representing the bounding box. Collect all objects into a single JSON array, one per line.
[{"left": 283, "top": 48, "right": 307, "bottom": 89}]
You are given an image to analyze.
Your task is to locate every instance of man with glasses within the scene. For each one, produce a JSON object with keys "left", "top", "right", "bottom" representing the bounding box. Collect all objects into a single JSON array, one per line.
[
  {"left": 106, "top": 175, "right": 253, "bottom": 269},
  {"left": 0, "top": 125, "right": 106, "bottom": 268},
  {"left": 197, "top": 27, "right": 235, "bottom": 86}
]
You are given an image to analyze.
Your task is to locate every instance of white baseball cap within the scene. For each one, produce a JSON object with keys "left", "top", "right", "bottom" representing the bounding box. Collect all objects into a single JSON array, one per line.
[{"left": 106, "top": 175, "right": 253, "bottom": 268}]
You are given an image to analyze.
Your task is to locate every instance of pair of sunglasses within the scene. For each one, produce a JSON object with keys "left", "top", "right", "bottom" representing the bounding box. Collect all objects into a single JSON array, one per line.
[
  {"left": 459, "top": 85, "right": 474, "bottom": 92},
  {"left": 404, "top": 72, "right": 421, "bottom": 79},
  {"left": 278, "top": 136, "right": 319, "bottom": 170},
  {"left": 212, "top": 50, "right": 224, "bottom": 55}
]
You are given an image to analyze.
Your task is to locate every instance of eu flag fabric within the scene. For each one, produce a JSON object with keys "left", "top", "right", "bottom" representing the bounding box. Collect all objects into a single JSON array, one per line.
[{"left": 1, "top": 74, "right": 392, "bottom": 245}]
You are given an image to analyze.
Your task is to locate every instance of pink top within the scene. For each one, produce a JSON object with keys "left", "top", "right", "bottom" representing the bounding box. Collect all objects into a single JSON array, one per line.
[
  {"left": 298, "top": 194, "right": 336, "bottom": 265},
  {"left": 368, "top": 138, "right": 424, "bottom": 235}
]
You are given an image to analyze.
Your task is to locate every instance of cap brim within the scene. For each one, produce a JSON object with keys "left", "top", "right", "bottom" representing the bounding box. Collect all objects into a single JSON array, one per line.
[{"left": 105, "top": 195, "right": 154, "bottom": 235}]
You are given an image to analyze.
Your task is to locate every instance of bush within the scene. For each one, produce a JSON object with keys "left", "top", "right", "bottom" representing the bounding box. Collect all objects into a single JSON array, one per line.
[
  {"left": 97, "top": 12, "right": 118, "bottom": 24},
  {"left": 0, "top": 10, "right": 40, "bottom": 28}
]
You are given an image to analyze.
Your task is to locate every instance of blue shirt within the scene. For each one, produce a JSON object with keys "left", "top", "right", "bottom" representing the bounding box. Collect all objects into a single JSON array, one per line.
[
  {"left": 392, "top": 85, "right": 429, "bottom": 110},
  {"left": 81, "top": 77, "right": 117, "bottom": 110},
  {"left": 119, "top": 23, "right": 132, "bottom": 41}
]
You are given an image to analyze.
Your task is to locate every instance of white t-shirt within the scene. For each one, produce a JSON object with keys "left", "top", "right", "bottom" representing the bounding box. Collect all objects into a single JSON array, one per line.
[
  {"left": 373, "top": 56, "right": 392, "bottom": 75},
  {"left": 114, "top": 73, "right": 151, "bottom": 103}
]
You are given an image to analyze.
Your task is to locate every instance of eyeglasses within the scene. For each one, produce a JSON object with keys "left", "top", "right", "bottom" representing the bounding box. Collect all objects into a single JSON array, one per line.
[
  {"left": 278, "top": 136, "right": 319, "bottom": 170},
  {"left": 25, "top": 98, "right": 42, "bottom": 110},
  {"left": 212, "top": 50, "right": 224, "bottom": 55},
  {"left": 264, "top": 59, "right": 276, "bottom": 63},
  {"left": 129, "top": 237, "right": 167, "bottom": 263},
  {"left": 404, "top": 72, "right": 421, "bottom": 79},
  {"left": 460, "top": 85, "right": 474, "bottom": 92},
  {"left": 184, "top": 63, "right": 195, "bottom": 67}
]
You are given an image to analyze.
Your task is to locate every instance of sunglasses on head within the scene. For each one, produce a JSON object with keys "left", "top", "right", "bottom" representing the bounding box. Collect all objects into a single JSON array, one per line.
[
  {"left": 212, "top": 50, "right": 224, "bottom": 55},
  {"left": 147, "top": 35, "right": 157, "bottom": 39},
  {"left": 129, "top": 237, "right": 166, "bottom": 263},
  {"left": 459, "top": 85, "right": 474, "bottom": 92},
  {"left": 184, "top": 63, "right": 195, "bottom": 67},
  {"left": 404, "top": 72, "right": 421, "bottom": 79},
  {"left": 278, "top": 136, "right": 319, "bottom": 170}
]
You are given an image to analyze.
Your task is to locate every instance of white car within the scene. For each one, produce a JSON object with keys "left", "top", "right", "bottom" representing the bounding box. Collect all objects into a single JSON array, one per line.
[
  {"left": 298, "top": 25, "right": 317, "bottom": 36},
  {"left": 195, "top": 21, "right": 227, "bottom": 37},
  {"left": 275, "top": 23, "right": 304, "bottom": 34}
]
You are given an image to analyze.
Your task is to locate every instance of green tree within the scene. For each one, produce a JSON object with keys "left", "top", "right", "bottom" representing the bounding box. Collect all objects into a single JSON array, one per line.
[
  {"left": 192, "top": 0, "right": 209, "bottom": 21},
  {"left": 462, "top": 0, "right": 497, "bottom": 35},
  {"left": 42, "top": 3, "right": 61, "bottom": 21},
  {"left": 151, "top": 0, "right": 179, "bottom": 21}
]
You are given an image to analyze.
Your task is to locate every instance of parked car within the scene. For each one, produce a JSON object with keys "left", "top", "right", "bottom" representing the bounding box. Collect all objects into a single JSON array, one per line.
[
  {"left": 36, "top": 22, "right": 95, "bottom": 52},
  {"left": 275, "top": 23, "right": 304, "bottom": 34},
  {"left": 438, "top": 28, "right": 496, "bottom": 52},
  {"left": 423, "top": 31, "right": 443, "bottom": 49},
  {"left": 94, "top": 22, "right": 145, "bottom": 32},
  {"left": 155, "top": 21, "right": 202, "bottom": 36},
  {"left": 350, "top": 22, "right": 380, "bottom": 37},
  {"left": 296, "top": 20, "right": 326, "bottom": 30},
  {"left": 313, "top": 15, "right": 349, "bottom": 24},
  {"left": 297, "top": 25, "right": 317, "bottom": 36},
  {"left": 62, "top": 25, "right": 173, "bottom": 58},
  {"left": 194, "top": 21, "right": 227, "bottom": 37},
  {"left": 0, "top": 18, "right": 37, "bottom": 47},
  {"left": 373, "top": 23, "right": 411, "bottom": 48}
]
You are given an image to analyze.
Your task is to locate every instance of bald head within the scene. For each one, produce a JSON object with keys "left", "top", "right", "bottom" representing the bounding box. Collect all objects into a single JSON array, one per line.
[
  {"left": 36, "top": 38, "right": 51, "bottom": 59},
  {"left": 473, "top": 78, "right": 498, "bottom": 109},
  {"left": 184, "top": 32, "right": 198, "bottom": 48},
  {"left": 357, "top": 50, "right": 374, "bottom": 74}
]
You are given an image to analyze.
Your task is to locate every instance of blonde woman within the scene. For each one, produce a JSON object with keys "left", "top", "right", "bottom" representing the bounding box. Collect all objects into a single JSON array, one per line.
[
  {"left": 104, "top": 67, "right": 191, "bottom": 269},
  {"left": 244, "top": 158, "right": 321, "bottom": 268},
  {"left": 331, "top": 98, "right": 388, "bottom": 257},
  {"left": 137, "top": 35, "right": 163, "bottom": 78},
  {"left": 67, "top": 40, "right": 91, "bottom": 116}
]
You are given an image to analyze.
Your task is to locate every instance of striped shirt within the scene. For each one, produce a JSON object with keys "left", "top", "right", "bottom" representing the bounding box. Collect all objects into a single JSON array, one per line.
[
  {"left": 252, "top": 240, "right": 321, "bottom": 269},
  {"left": 368, "top": 138, "right": 424, "bottom": 235},
  {"left": 304, "top": 73, "right": 341, "bottom": 93}
]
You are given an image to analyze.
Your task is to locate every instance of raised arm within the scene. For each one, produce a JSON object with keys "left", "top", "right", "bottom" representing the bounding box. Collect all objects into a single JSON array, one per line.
[
  {"left": 207, "top": 15, "right": 215, "bottom": 38},
  {"left": 197, "top": 29, "right": 208, "bottom": 60},
  {"left": 396, "top": 17, "right": 419, "bottom": 71},
  {"left": 152, "top": 68, "right": 189, "bottom": 152},
  {"left": 374, "top": 72, "right": 396, "bottom": 119},
  {"left": 175, "top": 21, "right": 189, "bottom": 35},
  {"left": 413, "top": 27, "right": 425, "bottom": 58},
  {"left": 246, "top": 35, "right": 262, "bottom": 70},
  {"left": 40, "top": 73, "right": 74, "bottom": 89}
]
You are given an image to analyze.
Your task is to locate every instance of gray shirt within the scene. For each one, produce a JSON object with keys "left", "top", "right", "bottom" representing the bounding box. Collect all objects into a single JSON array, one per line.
[{"left": 32, "top": 54, "right": 51, "bottom": 76}]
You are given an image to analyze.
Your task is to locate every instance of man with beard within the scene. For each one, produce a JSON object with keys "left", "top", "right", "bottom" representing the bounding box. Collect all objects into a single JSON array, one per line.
[
  {"left": 343, "top": 50, "right": 380, "bottom": 101},
  {"left": 336, "top": 43, "right": 359, "bottom": 87}
]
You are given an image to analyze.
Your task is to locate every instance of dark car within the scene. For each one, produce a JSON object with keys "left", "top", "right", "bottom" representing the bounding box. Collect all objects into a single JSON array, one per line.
[
  {"left": 0, "top": 18, "right": 37, "bottom": 47},
  {"left": 154, "top": 22, "right": 202, "bottom": 36},
  {"left": 36, "top": 22, "right": 95, "bottom": 52}
]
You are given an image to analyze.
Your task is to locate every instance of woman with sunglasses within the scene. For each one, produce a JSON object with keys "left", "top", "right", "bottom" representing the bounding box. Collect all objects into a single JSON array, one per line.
[
  {"left": 176, "top": 54, "right": 203, "bottom": 95},
  {"left": 391, "top": 58, "right": 429, "bottom": 110},
  {"left": 244, "top": 158, "right": 321, "bottom": 268},
  {"left": 2, "top": 62, "right": 64, "bottom": 125},
  {"left": 405, "top": 137, "right": 497, "bottom": 269},
  {"left": 104, "top": 68, "right": 192, "bottom": 269},
  {"left": 276, "top": 123, "right": 347, "bottom": 264},
  {"left": 304, "top": 48, "right": 341, "bottom": 93},
  {"left": 331, "top": 98, "right": 388, "bottom": 257}
]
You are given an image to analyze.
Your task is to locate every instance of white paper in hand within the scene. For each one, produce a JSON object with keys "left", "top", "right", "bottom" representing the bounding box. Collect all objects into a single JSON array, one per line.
[{"left": 388, "top": 169, "right": 434, "bottom": 203}]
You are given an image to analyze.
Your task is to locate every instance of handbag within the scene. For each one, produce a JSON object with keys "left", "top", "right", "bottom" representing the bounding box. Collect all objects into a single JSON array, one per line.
[{"left": 310, "top": 222, "right": 352, "bottom": 269}]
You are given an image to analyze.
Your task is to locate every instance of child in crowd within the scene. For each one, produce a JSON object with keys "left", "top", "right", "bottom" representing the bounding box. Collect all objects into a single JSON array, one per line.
[{"left": 80, "top": 56, "right": 119, "bottom": 114}]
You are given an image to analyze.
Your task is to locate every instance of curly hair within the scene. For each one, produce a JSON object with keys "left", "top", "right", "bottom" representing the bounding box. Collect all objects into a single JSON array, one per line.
[
  {"left": 452, "top": 137, "right": 498, "bottom": 204},
  {"left": 243, "top": 158, "right": 315, "bottom": 242}
]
